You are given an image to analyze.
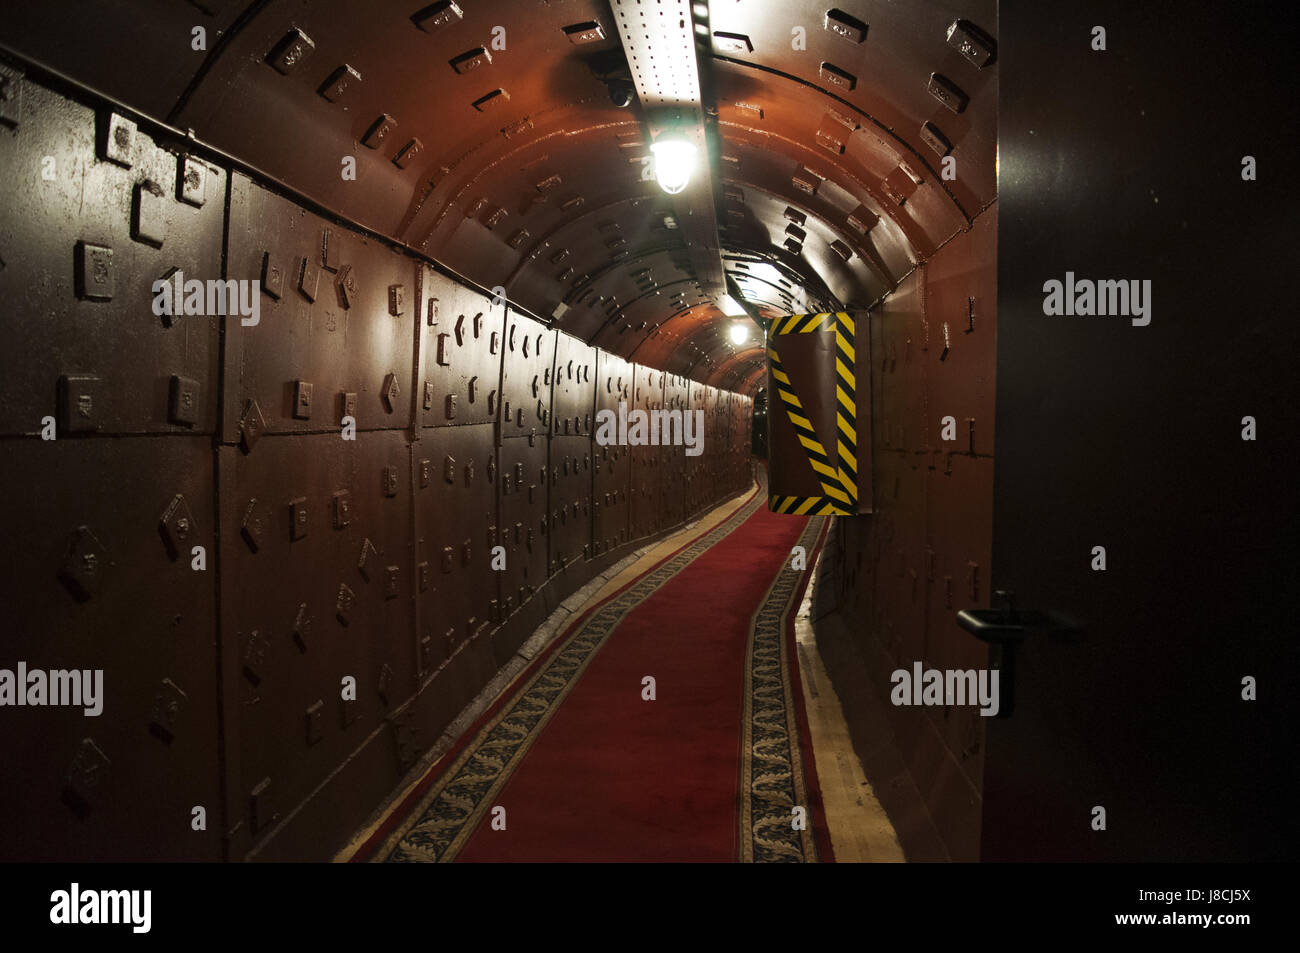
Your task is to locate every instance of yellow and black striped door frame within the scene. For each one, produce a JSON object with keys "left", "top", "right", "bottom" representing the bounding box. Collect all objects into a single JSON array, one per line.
[{"left": 766, "top": 312, "right": 859, "bottom": 516}]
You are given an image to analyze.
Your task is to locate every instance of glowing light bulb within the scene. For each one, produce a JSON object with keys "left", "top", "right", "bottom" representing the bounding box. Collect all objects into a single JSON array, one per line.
[
  {"left": 729, "top": 322, "right": 749, "bottom": 345},
  {"left": 650, "top": 138, "right": 696, "bottom": 195}
]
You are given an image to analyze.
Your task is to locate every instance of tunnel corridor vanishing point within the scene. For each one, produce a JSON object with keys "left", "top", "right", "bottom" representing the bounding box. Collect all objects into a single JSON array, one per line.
[{"left": 0, "top": 0, "right": 1291, "bottom": 881}]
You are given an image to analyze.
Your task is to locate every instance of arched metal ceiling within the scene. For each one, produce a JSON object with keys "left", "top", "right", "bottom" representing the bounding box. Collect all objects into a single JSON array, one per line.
[{"left": 6, "top": 0, "right": 996, "bottom": 394}]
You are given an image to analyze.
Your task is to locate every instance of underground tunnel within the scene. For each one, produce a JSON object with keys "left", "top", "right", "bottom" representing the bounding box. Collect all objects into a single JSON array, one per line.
[{"left": 0, "top": 0, "right": 1291, "bottom": 888}]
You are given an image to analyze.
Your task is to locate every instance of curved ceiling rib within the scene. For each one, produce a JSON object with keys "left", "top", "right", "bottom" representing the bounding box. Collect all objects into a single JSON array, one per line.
[{"left": 5, "top": 0, "right": 996, "bottom": 394}]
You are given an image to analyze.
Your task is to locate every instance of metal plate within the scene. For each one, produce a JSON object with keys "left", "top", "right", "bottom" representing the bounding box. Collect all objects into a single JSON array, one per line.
[
  {"left": 496, "top": 437, "right": 549, "bottom": 622},
  {"left": 419, "top": 269, "right": 505, "bottom": 429},
  {"left": 0, "top": 82, "right": 224, "bottom": 436},
  {"left": 0, "top": 436, "right": 220, "bottom": 861},
  {"left": 592, "top": 351, "right": 635, "bottom": 554},
  {"left": 412, "top": 423, "right": 496, "bottom": 668},
  {"left": 0, "top": 31, "right": 772, "bottom": 863},
  {"left": 629, "top": 364, "right": 668, "bottom": 539},
  {"left": 500, "top": 309, "right": 555, "bottom": 440},
  {"left": 224, "top": 175, "right": 418, "bottom": 441},
  {"left": 548, "top": 434, "right": 593, "bottom": 575},
  {"left": 216, "top": 431, "right": 414, "bottom": 859},
  {"left": 551, "top": 333, "right": 597, "bottom": 438}
]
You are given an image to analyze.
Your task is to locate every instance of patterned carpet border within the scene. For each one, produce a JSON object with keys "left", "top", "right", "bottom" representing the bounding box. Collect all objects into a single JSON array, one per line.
[
  {"left": 739, "top": 514, "right": 830, "bottom": 862},
  {"left": 373, "top": 485, "right": 767, "bottom": 862}
]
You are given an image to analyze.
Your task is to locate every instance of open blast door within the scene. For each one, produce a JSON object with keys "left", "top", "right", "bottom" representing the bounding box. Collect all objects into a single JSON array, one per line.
[{"left": 766, "top": 312, "right": 870, "bottom": 515}]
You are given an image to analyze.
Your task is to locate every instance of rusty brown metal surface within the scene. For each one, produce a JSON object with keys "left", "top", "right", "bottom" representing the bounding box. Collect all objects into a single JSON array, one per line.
[
  {"left": 0, "top": 62, "right": 758, "bottom": 861},
  {"left": 216, "top": 429, "right": 416, "bottom": 860},
  {"left": 225, "top": 173, "right": 420, "bottom": 441},
  {"left": 0, "top": 82, "right": 225, "bottom": 438},
  {"left": 0, "top": 437, "right": 222, "bottom": 862},
  {"left": 593, "top": 350, "right": 634, "bottom": 556},
  {"left": 1, "top": 0, "right": 997, "bottom": 397},
  {"left": 413, "top": 423, "right": 497, "bottom": 676},
  {"left": 628, "top": 364, "right": 666, "bottom": 540},
  {"left": 418, "top": 270, "right": 506, "bottom": 431},
  {"left": 978, "top": 0, "right": 1293, "bottom": 863},
  {"left": 552, "top": 332, "right": 597, "bottom": 441},
  {"left": 0, "top": 0, "right": 1009, "bottom": 864},
  {"left": 496, "top": 435, "right": 549, "bottom": 627},
  {"left": 827, "top": 207, "right": 997, "bottom": 861},
  {"left": 549, "top": 434, "right": 593, "bottom": 574},
  {"left": 500, "top": 309, "right": 554, "bottom": 442}
]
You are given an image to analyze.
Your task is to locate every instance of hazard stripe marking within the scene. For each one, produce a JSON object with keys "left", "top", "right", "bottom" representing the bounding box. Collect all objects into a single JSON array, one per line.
[{"left": 767, "top": 311, "right": 859, "bottom": 517}]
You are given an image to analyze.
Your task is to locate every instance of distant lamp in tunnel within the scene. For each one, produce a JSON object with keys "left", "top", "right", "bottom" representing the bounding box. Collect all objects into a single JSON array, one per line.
[
  {"left": 650, "top": 136, "right": 696, "bottom": 195},
  {"left": 729, "top": 322, "right": 750, "bottom": 346}
]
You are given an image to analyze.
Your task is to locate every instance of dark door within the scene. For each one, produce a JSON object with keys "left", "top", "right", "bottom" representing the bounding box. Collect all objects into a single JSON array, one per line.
[{"left": 982, "top": 2, "right": 1297, "bottom": 861}]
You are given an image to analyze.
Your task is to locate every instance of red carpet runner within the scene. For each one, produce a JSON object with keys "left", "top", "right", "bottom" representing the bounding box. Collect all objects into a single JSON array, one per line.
[{"left": 357, "top": 486, "right": 833, "bottom": 862}]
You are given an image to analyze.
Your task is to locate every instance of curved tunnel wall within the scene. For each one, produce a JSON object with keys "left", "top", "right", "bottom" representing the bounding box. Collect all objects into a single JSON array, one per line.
[
  {"left": 0, "top": 64, "right": 750, "bottom": 861},
  {"left": 5, "top": 0, "right": 997, "bottom": 393},
  {"left": 0, "top": 0, "right": 998, "bottom": 861},
  {"left": 824, "top": 208, "right": 997, "bottom": 862}
]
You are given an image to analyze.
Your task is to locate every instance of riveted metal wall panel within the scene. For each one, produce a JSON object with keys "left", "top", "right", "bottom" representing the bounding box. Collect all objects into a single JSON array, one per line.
[
  {"left": 224, "top": 174, "right": 417, "bottom": 442},
  {"left": 496, "top": 436, "right": 549, "bottom": 625},
  {"left": 656, "top": 372, "right": 691, "bottom": 529},
  {"left": 689, "top": 379, "right": 751, "bottom": 519},
  {"left": 0, "top": 436, "right": 221, "bottom": 861},
  {"left": 720, "top": 390, "right": 754, "bottom": 497},
  {"left": 891, "top": 287, "right": 930, "bottom": 462},
  {"left": 551, "top": 333, "right": 596, "bottom": 439},
  {"left": 916, "top": 209, "right": 995, "bottom": 860},
  {"left": 593, "top": 350, "right": 634, "bottom": 556},
  {"left": 595, "top": 350, "right": 636, "bottom": 418},
  {"left": 733, "top": 393, "right": 751, "bottom": 495},
  {"left": 0, "top": 59, "right": 763, "bottom": 863},
  {"left": 739, "top": 393, "right": 755, "bottom": 488},
  {"left": 216, "top": 431, "right": 414, "bottom": 860},
  {"left": 592, "top": 441, "right": 632, "bottom": 557},
  {"left": 405, "top": 613, "right": 504, "bottom": 772},
  {"left": 919, "top": 448, "right": 992, "bottom": 859},
  {"left": 0, "top": 78, "right": 224, "bottom": 437},
  {"left": 632, "top": 365, "right": 663, "bottom": 415},
  {"left": 548, "top": 433, "right": 594, "bottom": 576},
  {"left": 683, "top": 382, "right": 713, "bottom": 518},
  {"left": 547, "top": 332, "right": 596, "bottom": 579},
  {"left": 412, "top": 423, "right": 497, "bottom": 676},
  {"left": 727, "top": 394, "right": 752, "bottom": 496},
  {"left": 830, "top": 206, "right": 997, "bottom": 862},
  {"left": 856, "top": 276, "right": 929, "bottom": 677},
  {"left": 712, "top": 386, "right": 736, "bottom": 501},
  {"left": 500, "top": 309, "right": 555, "bottom": 441},
  {"left": 629, "top": 364, "right": 668, "bottom": 540},
  {"left": 418, "top": 269, "right": 504, "bottom": 429},
  {"left": 0, "top": 0, "right": 997, "bottom": 410}
]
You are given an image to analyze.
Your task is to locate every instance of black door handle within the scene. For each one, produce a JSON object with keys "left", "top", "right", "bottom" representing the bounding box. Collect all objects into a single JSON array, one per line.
[{"left": 956, "top": 591, "right": 1081, "bottom": 717}]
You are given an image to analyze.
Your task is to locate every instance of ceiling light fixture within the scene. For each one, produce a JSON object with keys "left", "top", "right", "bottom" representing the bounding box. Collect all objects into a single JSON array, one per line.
[
  {"left": 650, "top": 135, "right": 696, "bottom": 195},
  {"left": 729, "top": 322, "right": 749, "bottom": 345}
]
